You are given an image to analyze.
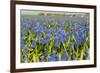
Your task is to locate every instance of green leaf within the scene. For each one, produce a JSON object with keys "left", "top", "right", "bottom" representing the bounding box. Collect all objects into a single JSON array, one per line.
[
  {"left": 33, "top": 54, "right": 36, "bottom": 62},
  {"left": 80, "top": 49, "right": 84, "bottom": 60}
]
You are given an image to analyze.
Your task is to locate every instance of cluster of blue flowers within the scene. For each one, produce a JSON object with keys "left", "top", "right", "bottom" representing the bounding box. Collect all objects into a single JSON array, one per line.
[{"left": 21, "top": 15, "right": 90, "bottom": 63}]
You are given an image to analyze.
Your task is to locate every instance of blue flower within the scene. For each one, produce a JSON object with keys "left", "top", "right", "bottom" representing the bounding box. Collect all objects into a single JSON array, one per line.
[
  {"left": 34, "top": 25, "right": 43, "bottom": 36},
  {"left": 58, "top": 32, "right": 67, "bottom": 43},
  {"left": 47, "top": 29, "right": 52, "bottom": 36},
  {"left": 41, "top": 38, "right": 47, "bottom": 44},
  {"left": 40, "top": 37, "right": 50, "bottom": 44},
  {"left": 77, "top": 25, "right": 82, "bottom": 29},
  {"left": 70, "top": 26, "right": 75, "bottom": 33},
  {"left": 32, "top": 27, "right": 35, "bottom": 31},
  {"left": 31, "top": 40, "right": 36, "bottom": 48},
  {"left": 52, "top": 51, "right": 57, "bottom": 57},
  {"left": 73, "top": 32, "right": 77, "bottom": 38},
  {"left": 40, "top": 56, "right": 45, "bottom": 62},
  {"left": 74, "top": 26, "right": 86, "bottom": 48},
  {"left": 21, "top": 38, "right": 25, "bottom": 48},
  {"left": 44, "top": 49, "right": 48, "bottom": 56},
  {"left": 71, "top": 39, "right": 74, "bottom": 43},
  {"left": 82, "top": 35, "right": 86, "bottom": 43},
  {"left": 66, "top": 32, "right": 71, "bottom": 38},
  {"left": 39, "top": 25, "right": 43, "bottom": 32},
  {"left": 77, "top": 25, "right": 84, "bottom": 40},
  {"left": 32, "top": 20, "right": 36, "bottom": 25},
  {"left": 21, "top": 37, "right": 24, "bottom": 44},
  {"left": 43, "top": 26, "right": 47, "bottom": 32},
  {"left": 59, "top": 25, "right": 65, "bottom": 30},
  {"left": 69, "top": 43, "right": 73, "bottom": 52},
  {"left": 21, "top": 29, "right": 28, "bottom": 35},
  {"left": 21, "top": 38, "right": 28, "bottom": 54},
  {"left": 35, "top": 21, "right": 41, "bottom": 25},
  {"left": 69, "top": 39, "right": 74, "bottom": 52},
  {"left": 47, "top": 20, "right": 53, "bottom": 24},
  {"left": 75, "top": 34, "right": 81, "bottom": 48},
  {"left": 57, "top": 19, "right": 62, "bottom": 24},
  {"left": 54, "top": 36, "right": 59, "bottom": 47},
  {"left": 21, "top": 20, "right": 32, "bottom": 28},
  {"left": 55, "top": 27, "right": 59, "bottom": 32},
  {"left": 51, "top": 51, "right": 59, "bottom": 61},
  {"left": 34, "top": 27, "right": 42, "bottom": 36},
  {"left": 85, "top": 27, "right": 89, "bottom": 32},
  {"left": 85, "top": 48, "right": 88, "bottom": 59},
  {"left": 77, "top": 26, "right": 86, "bottom": 44},
  {"left": 61, "top": 51, "right": 68, "bottom": 61},
  {"left": 35, "top": 29, "right": 41, "bottom": 35},
  {"left": 72, "top": 54, "right": 75, "bottom": 60},
  {"left": 35, "top": 23, "right": 39, "bottom": 29},
  {"left": 23, "top": 45, "right": 28, "bottom": 54},
  {"left": 78, "top": 29, "right": 83, "bottom": 38},
  {"left": 47, "top": 55, "right": 52, "bottom": 61}
]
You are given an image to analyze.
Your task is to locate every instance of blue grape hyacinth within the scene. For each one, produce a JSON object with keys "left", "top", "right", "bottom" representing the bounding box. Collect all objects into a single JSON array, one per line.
[
  {"left": 40, "top": 56, "right": 45, "bottom": 62},
  {"left": 85, "top": 48, "right": 88, "bottom": 59},
  {"left": 69, "top": 39, "right": 74, "bottom": 52},
  {"left": 20, "top": 13, "right": 90, "bottom": 63},
  {"left": 51, "top": 51, "right": 59, "bottom": 61},
  {"left": 54, "top": 36, "right": 59, "bottom": 47},
  {"left": 31, "top": 40, "right": 36, "bottom": 48},
  {"left": 21, "top": 29, "right": 28, "bottom": 35},
  {"left": 21, "top": 37, "right": 25, "bottom": 48},
  {"left": 44, "top": 49, "right": 48, "bottom": 56},
  {"left": 61, "top": 51, "right": 68, "bottom": 61},
  {"left": 21, "top": 20, "right": 32, "bottom": 28},
  {"left": 23, "top": 45, "right": 28, "bottom": 54},
  {"left": 47, "top": 55, "right": 52, "bottom": 61},
  {"left": 21, "top": 38, "right": 28, "bottom": 54},
  {"left": 40, "top": 37, "right": 50, "bottom": 44},
  {"left": 58, "top": 32, "right": 67, "bottom": 43}
]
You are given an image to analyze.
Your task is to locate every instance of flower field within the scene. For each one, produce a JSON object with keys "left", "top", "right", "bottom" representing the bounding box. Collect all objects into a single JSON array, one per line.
[{"left": 20, "top": 11, "right": 90, "bottom": 63}]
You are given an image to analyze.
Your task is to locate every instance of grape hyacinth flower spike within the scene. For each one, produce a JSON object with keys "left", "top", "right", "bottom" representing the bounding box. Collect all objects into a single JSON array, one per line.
[
  {"left": 85, "top": 48, "right": 89, "bottom": 59},
  {"left": 51, "top": 51, "right": 59, "bottom": 61},
  {"left": 47, "top": 55, "right": 52, "bottom": 62},
  {"left": 61, "top": 50, "right": 68, "bottom": 61},
  {"left": 54, "top": 36, "right": 59, "bottom": 47},
  {"left": 40, "top": 56, "right": 45, "bottom": 62},
  {"left": 31, "top": 40, "right": 36, "bottom": 48},
  {"left": 21, "top": 37, "right": 25, "bottom": 48},
  {"left": 44, "top": 49, "right": 48, "bottom": 56},
  {"left": 69, "top": 39, "right": 74, "bottom": 52},
  {"left": 23, "top": 45, "right": 28, "bottom": 54}
]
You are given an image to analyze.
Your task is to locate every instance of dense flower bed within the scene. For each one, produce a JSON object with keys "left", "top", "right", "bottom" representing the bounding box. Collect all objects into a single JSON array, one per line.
[{"left": 21, "top": 15, "right": 90, "bottom": 63}]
